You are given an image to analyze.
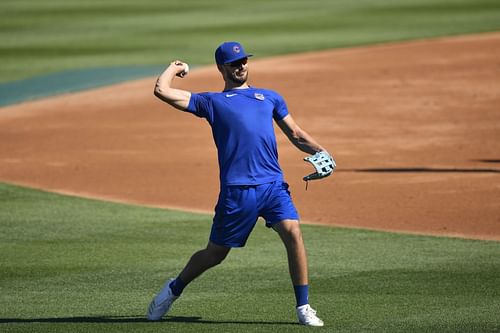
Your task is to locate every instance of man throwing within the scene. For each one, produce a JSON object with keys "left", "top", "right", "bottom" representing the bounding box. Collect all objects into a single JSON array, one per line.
[{"left": 147, "top": 41, "right": 332, "bottom": 326}]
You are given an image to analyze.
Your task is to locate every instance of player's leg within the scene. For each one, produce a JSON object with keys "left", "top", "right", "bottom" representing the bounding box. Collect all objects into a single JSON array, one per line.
[
  {"left": 272, "top": 219, "right": 308, "bottom": 285},
  {"left": 147, "top": 241, "right": 230, "bottom": 321},
  {"left": 178, "top": 241, "right": 231, "bottom": 286},
  {"left": 259, "top": 182, "right": 308, "bottom": 287},
  {"left": 148, "top": 184, "right": 257, "bottom": 321},
  {"left": 167, "top": 241, "right": 230, "bottom": 301},
  {"left": 272, "top": 220, "right": 324, "bottom": 327},
  {"left": 260, "top": 181, "right": 324, "bottom": 326}
]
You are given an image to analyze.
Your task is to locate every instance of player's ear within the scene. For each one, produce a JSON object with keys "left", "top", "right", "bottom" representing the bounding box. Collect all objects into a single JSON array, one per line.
[{"left": 217, "top": 64, "right": 228, "bottom": 81}]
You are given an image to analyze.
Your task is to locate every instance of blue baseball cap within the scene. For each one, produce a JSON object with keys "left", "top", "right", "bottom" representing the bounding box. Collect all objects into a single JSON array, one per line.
[{"left": 215, "top": 41, "right": 253, "bottom": 65}]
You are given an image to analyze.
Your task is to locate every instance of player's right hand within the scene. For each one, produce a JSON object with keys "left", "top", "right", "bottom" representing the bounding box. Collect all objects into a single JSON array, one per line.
[{"left": 171, "top": 60, "right": 189, "bottom": 78}]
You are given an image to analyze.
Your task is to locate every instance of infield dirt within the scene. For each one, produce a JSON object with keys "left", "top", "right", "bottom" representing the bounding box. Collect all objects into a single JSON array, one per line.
[{"left": 1, "top": 33, "right": 499, "bottom": 240}]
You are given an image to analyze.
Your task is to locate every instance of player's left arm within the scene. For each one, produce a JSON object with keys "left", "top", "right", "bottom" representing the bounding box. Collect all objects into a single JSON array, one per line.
[{"left": 277, "top": 114, "right": 327, "bottom": 155}]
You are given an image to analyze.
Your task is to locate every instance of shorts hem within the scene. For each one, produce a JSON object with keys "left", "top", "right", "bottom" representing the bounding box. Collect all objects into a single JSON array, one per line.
[
  {"left": 210, "top": 237, "right": 246, "bottom": 248},
  {"left": 265, "top": 216, "right": 300, "bottom": 228}
]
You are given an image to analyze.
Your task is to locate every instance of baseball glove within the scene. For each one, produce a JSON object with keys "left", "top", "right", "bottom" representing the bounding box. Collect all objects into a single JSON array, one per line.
[{"left": 303, "top": 151, "right": 336, "bottom": 181}]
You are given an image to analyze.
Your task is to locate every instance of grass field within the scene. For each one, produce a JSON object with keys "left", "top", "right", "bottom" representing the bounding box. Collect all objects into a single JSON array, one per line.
[
  {"left": 2, "top": 1, "right": 500, "bottom": 332},
  {"left": 1, "top": 0, "right": 500, "bottom": 82},
  {"left": 1, "top": 183, "right": 499, "bottom": 332}
]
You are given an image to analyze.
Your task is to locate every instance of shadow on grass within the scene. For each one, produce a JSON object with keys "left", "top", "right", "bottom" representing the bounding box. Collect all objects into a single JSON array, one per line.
[{"left": 0, "top": 315, "right": 297, "bottom": 325}]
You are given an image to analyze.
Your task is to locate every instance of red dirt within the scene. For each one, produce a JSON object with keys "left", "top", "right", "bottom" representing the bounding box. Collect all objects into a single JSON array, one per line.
[{"left": 1, "top": 33, "right": 499, "bottom": 240}]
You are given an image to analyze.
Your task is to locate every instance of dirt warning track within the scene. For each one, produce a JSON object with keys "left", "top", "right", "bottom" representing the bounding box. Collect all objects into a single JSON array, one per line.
[{"left": 1, "top": 33, "right": 499, "bottom": 240}]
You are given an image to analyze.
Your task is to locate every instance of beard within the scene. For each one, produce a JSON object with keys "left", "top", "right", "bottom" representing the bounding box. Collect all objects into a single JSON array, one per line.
[{"left": 229, "top": 69, "right": 248, "bottom": 85}]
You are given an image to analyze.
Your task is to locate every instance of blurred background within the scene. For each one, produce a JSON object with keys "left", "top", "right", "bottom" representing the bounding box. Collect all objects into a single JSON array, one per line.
[{"left": 1, "top": 0, "right": 500, "bottom": 83}]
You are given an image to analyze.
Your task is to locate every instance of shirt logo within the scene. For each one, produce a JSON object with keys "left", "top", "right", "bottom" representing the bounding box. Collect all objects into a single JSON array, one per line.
[
  {"left": 254, "top": 93, "right": 265, "bottom": 100},
  {"left": 225, "top": 93, "right": 238, "bottom": 97}
]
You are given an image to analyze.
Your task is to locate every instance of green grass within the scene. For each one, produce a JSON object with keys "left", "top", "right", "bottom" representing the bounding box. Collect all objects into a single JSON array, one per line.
[
  {"left": 1, "top": 0, "right": 500, "bottom": 82},
  {"left": 2, "top": 2, "right": 500, "bottom": 332},
  {"left": 1, "top": 183, "right": 499, "bottom": 332}
]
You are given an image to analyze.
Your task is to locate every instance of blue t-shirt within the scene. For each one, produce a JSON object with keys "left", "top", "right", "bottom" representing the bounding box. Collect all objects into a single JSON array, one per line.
[{"left": 186, "top": 87, "right": 289, "bottom": 185}]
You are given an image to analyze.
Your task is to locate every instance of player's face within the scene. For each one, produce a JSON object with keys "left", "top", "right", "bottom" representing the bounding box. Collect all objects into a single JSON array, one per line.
[{"left": 224, "top": 57, "right": 248, "bottom": 84}]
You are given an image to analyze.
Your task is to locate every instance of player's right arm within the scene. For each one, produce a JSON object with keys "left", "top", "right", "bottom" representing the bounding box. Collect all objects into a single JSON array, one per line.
[{"left": 154, "top": 61, "right": 191, "bottom": 111}]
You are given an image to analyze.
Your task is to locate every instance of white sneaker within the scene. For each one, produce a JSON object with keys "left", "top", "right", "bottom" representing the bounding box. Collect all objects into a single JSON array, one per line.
[
  {"left": 147, "top": 278, "right": 179, "bottom": 321},
  {"left": 296, "top": 304, "right": 324, "bottom": 327}
]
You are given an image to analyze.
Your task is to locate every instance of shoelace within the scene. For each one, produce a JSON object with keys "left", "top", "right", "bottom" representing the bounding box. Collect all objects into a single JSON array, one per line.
[{"left": 305, "top": 306, "right": 317, "bottom": 316}]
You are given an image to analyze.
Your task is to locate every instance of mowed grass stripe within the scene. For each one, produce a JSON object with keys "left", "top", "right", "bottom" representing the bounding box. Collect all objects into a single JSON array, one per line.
[
  {"left": 1, "top": 0, "right": 500, "bottom": 82},
  {"left": 1, "top": 183, "right": 499, "bottom": 333}
]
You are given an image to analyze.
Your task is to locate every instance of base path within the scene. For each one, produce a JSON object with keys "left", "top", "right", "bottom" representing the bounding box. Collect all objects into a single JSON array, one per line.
[{"left": 1, "top": 33, "right": 499, "bottom": 241}]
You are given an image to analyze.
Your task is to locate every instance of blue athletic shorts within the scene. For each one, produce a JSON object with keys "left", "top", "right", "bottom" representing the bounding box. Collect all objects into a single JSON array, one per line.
[{"left": 210, "top": 180, "right": 299, "bottom": 248}]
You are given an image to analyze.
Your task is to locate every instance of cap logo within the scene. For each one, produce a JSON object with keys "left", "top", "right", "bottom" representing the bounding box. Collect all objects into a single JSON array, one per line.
[{"left": 233, "top": 46, "right": 241, "bottom": 53}]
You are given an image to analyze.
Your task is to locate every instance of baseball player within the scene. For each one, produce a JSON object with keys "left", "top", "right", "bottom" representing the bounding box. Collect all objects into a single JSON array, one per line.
[{"left": 147, "top": 41, "right": 332, "bottom": 326}]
